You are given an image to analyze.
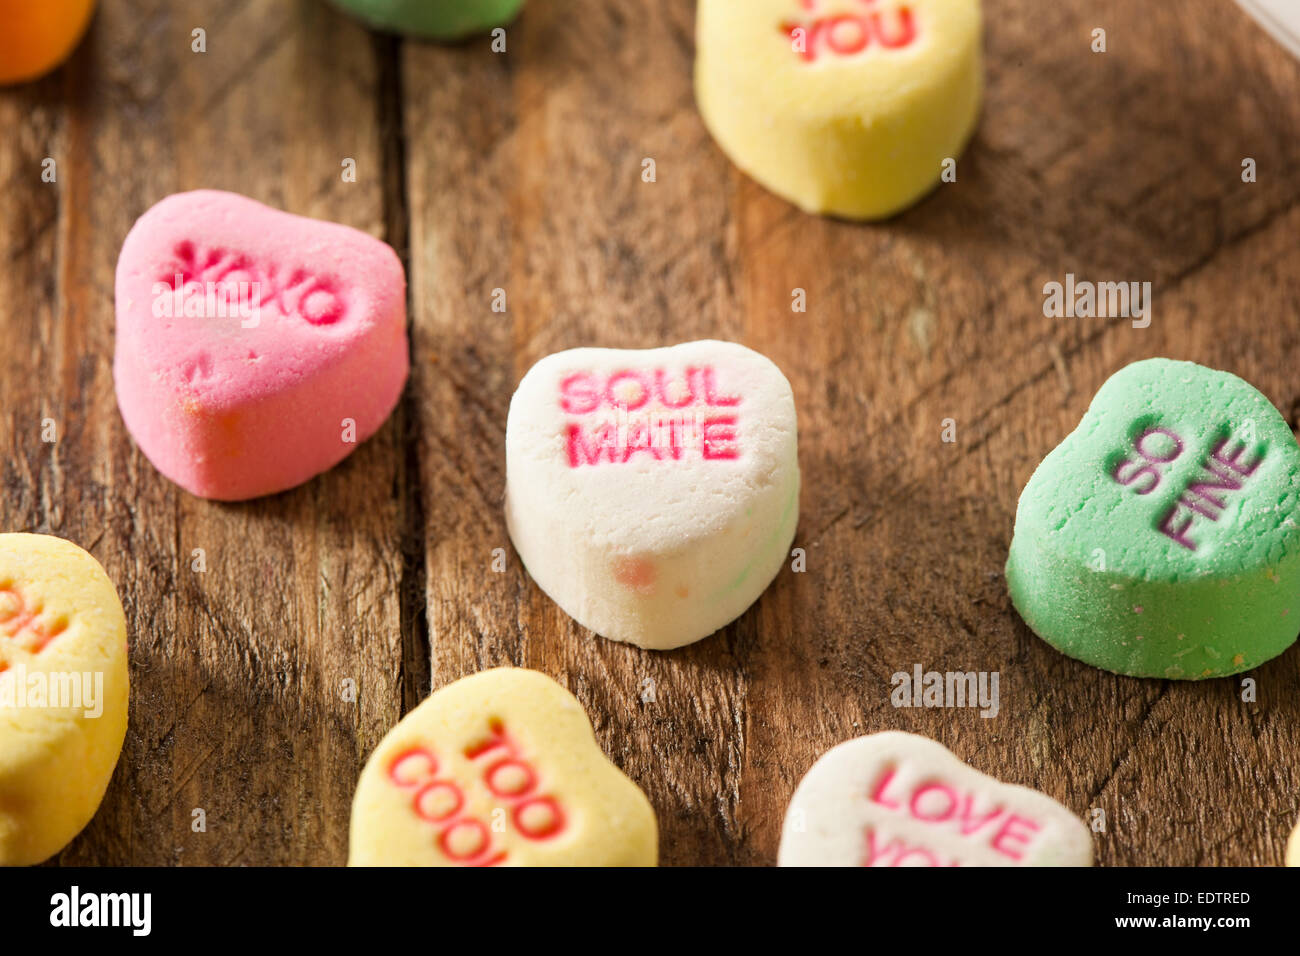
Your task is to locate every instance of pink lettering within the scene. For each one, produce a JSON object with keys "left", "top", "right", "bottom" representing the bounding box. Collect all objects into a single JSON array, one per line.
[
  {"left": 655, "top": 369, "right": 695, "bottom": 409},
  {"left": 559, "top": 372, "right": 601, "bottom": 414},
  {"left": 861, "top": 828, "right": 960, "bottom": 867},
  {"left": 566, "top": 422, "right": 620, "bottom": 467},
  {"left": 869, "top": 767, "right": 903, "bottom": 810},
  {"left": 606, "top": 370, "right": 652, "bottom": 411},
  {"left": 621, "top": 422, "right": 664, "bottom": 463},
  {"left": 956, "top": 795, "right": 1006, "bottom": 836},
  {"left": 701, "top": 367, "right": 741, "bottom": 407},
  {"left": 991, "top": 814, "right": 1041, "bottom": 861},
  {"left": 702, "top": 416, "right": 740, "bottom": 460},
  {"left": 909, "top": 782, "right": 958, "bottom": 822},
  {"left": 861, "top": 829, "right": 903, "bottom": 866}
]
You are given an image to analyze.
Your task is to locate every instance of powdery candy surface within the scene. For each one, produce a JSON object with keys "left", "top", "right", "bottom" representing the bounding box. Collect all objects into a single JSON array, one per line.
[
  {"left": 114, "top": 190, "right": 408, "bottom": 500},
  {"left": 0, "top": 533, "right": 129, "bottom": 866},
  {"left": 505, "top": 340, "right": 800, "bottom": 650},
  {"left": 695, "top": 0, "right": 983, "bottom": 219},
  {"left": 778, "top": 731, "right": 1093, "bottom": 867},
  {"left": 349, "top": 668, "right": 657, "bottom": 866},
  {"left": 1007, "top": 358, "right": 1300, "bottom": 679}
]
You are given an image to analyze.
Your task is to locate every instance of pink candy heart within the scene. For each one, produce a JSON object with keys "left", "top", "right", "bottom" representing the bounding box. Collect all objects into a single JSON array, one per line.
[{"left": 113, "top": 190, "right": 408, "bottom": 500}]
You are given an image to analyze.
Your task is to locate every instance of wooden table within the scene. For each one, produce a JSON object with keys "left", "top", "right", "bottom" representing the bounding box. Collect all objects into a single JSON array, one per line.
[{"left": 2, "top": 0, "right": 1298, "bottom": 867}]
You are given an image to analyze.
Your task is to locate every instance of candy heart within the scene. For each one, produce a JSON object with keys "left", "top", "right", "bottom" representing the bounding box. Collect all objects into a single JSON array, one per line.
[
  {"left": 326, "top": 0, "right": 524, "bottom": 40},
  {"left": 778, "top": 731, "right": 1093, "bottom": 867},
  {"left": 114, "top": 190, "right": 408, "bottom": 500},
  {"left": 1007, "top": 358, "right": 1300, "bottom": 679},
  {"left": 695, "top": 0, "right": 983, "bottom": 220},
  {"left": 504, "top": 340, "right": 800, "bottom": 650},
  {"left": 0, "top": 0, "right": 96, "bottom": 85},
  {"left": 0, "top": 533, "right": 129, "bottom": 866},
  {"left": 1288, "top": 817, "right": 1300, "bottom": 866},
  {"left": 349, "top": 668, "right": 657, "bottom": 866}
]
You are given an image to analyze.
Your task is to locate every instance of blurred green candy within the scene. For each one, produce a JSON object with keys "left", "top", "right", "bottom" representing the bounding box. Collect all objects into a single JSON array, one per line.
[{"left": 328, "top": 0, "right": 524, "bottom": 40}]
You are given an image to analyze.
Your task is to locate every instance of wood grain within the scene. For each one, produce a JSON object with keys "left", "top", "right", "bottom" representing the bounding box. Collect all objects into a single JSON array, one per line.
[
  {"left": 1, "top": 0, "right": 1298, "bottom": 866},
  {"left": 2, "top": 0, "right": 407, "bottom": 865}
]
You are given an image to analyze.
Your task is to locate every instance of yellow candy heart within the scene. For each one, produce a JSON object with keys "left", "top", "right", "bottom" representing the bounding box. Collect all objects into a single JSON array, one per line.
[
  {"left": 349, "top": 668, "right": 657, "bottom": 866},
  {"left": 696, "top": 0, "right": 983, "bottom": 219},
  {"left": 0, "top": 533, "right": 130, "bottom": 866}
]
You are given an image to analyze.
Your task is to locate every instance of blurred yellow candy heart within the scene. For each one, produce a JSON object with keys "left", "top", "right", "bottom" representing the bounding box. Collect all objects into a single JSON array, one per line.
[
  {"left": 349, "top": 668, "right": 657, "bottom": 866},
  {"left": 0, "top": 533, "right": 130, "bottom": 866}
]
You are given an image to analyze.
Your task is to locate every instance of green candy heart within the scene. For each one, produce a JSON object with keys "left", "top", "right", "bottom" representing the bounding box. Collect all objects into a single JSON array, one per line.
[
  {"left": 1007, "top": 358, "right": 1300, "bottom": 679},
  {"left": 327, "top": 0, "right": 524, "bottom": 40}
]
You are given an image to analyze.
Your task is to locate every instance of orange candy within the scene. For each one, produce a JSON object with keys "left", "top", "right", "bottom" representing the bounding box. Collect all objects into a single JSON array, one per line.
[{"left": 0, "top": 0, "right": 96, "bottom": 85}]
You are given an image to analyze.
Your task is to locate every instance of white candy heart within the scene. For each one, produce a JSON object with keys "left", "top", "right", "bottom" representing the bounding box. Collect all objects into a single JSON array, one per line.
[
  {"left": 505, "top": 340, "right": 799, "bottom": 650},
  {"left": 778, "top": 732, "right": 1094, "bottom": 867}
]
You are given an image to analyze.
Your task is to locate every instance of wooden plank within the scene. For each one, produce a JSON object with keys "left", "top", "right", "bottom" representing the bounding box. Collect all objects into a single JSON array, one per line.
[
  {"left": 403, "top": 0, "right": 1300, "bottom": 867},
  {"left": 1, "top": 0, "right": 1298, "bottom": 867},
  {"left": 0, "top": 0, "right": 403, "bottom": 865}
]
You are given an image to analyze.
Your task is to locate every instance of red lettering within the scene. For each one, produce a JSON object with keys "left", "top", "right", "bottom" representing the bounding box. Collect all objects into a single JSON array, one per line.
[
  {"left": 909, "top": 782, "right": 958, "bottom": 822},
  {"left": 0, "top": 585, "right": 67, "bottom": 653},
  {"left": 826, "top": 14, "right": 870, "bottom": 55},
  {"left": 861, "top": 828, "right": 959, "bottom": 867},
  {"left": 869, "top": 767, "right": 903, "bottom": 809},
  {"left": 463, "top": 718, "right": 509, "bottom": 759},
  {"left": 780, "top": 4, "right": 918, "bottom": 62},
  {"left": 566, "top": 422, "right": 619, "bottom": 468},
  {"left": 486, "top": 759, "right": 537, "bottom": 798},
  {"left": 438, "top": 819, "right": 493, "bottom": 861},
  {"left": 702, "top": 416, "right": 740, "bottom": 460},
  {"left": 414, "top": 780, "right": 463, "bottom": 822},
  {"left": 386, "top": 719, "right": 569, "bottom": 864},
  {"left": 654, "top": 369, "right": 696, "bottom": 408},
  {"left": 606, "top": 370, "right": 651, "bottom": 411},
  {"left": 621, "top": 422, "right": 664, "bottom": 463},
  {"left": 956, "top": 795, "right": 1006, "bottom": 836},
  {"left": 701, "top": 367, "right": 741, "bottom": 406},
  {"left": 514, "top": 796, "right": 566, "bottom": 840},
  {"left": 872, "top": 7, "right": 916, "bottom": 49},
  {"left": 557, "top": 368, "right": 744, "bottom": 465},
  {"left": 388, "top": 748, "right": 438, "bottom": 786},
  {"left": 892, "top": 845, "right": 942, "bottom": 866},
  {"left": 559, "top": 372, "right": 600, "bottom": 414},
  {"left": 861, "top": 829, "right": 903, "bottom": 866}
]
